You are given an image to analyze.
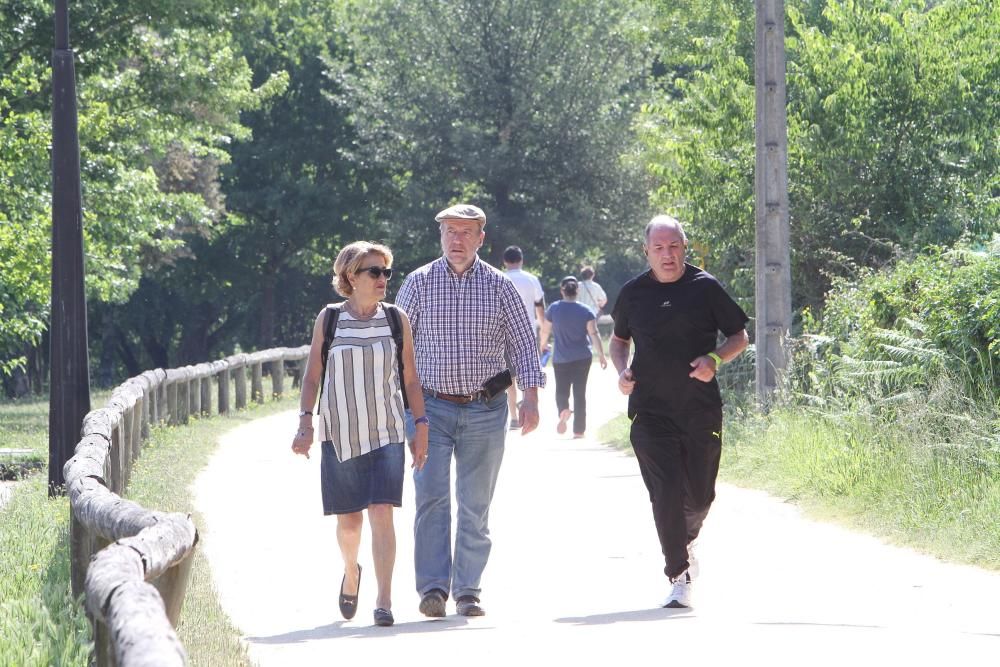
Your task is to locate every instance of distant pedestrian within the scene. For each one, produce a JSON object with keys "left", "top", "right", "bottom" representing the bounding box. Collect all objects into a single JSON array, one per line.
[
  {"left": 609, "top": 215, "right": 749, "bottom": 609},
  {"left": 396, "top": 204, "right": 545, "bottom": 618},
  {"left": 292, "top": 241, "right": 429, "bottom": 628},
  {"left": 577, "top": 266, "right": 608, "bottom": 316},
  {"left": 538, "top": 276, "right": 607, "bottom": 438},
  {"left": 502, "top": 245, "right": 545, "bottom": 430}
]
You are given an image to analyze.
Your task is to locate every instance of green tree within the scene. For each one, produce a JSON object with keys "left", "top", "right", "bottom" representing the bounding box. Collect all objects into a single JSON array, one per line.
[
  {"left": 1, "top": 1, "right": 271, "bottom": 389},
  {"left": 104, "top": 0, "right": 391, "bottom": 374},
  {"left": 640, "top": 0, "right": 1000, "bottom": 311},
  {"left": 639, "top": 0, "right": 756, "bottom": 307},
  {"left": 338, "top": 0, "right": 654, "bottom": 279}
]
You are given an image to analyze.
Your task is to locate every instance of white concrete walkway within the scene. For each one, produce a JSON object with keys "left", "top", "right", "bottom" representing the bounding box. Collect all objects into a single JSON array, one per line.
[{"left": 194, "top": 369, "right": 1000, "bottom": 666}]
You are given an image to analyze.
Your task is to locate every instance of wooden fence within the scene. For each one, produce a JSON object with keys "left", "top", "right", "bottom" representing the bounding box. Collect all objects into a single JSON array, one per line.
[{"left": 62, "top": 345, "right": 310, "bottom": 666}]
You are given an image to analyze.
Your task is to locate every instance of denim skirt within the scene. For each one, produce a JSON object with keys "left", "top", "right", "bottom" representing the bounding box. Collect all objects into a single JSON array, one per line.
[{"left": 320, "top": 441, "right": 404, "bottom": 515}]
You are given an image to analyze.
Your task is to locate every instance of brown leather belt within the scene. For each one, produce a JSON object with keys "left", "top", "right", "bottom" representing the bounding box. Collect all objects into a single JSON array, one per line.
[{"left": 423, "top": 387, "right": 485, "bottom": 404}]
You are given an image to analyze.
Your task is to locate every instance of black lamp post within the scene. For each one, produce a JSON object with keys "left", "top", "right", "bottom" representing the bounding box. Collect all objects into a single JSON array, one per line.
[{"left": 48, "top": 0, "right": 91, "bottom": 495}]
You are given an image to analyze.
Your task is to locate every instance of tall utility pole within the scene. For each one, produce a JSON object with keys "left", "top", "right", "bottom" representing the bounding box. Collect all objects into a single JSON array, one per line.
[
  {"left": 49, "top": 0, "right": 91, "bottom": 494},
  {"left": 754, "top": 0, "right": 792, "bottom": 403}
]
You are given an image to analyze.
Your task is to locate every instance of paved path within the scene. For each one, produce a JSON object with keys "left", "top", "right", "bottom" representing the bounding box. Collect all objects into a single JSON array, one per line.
[{"left": 194, "top": 370, "right": 1000, "bottom": 666}]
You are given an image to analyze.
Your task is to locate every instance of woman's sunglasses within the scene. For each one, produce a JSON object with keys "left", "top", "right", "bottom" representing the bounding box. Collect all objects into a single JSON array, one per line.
[{"left": 356, "top": 266, "right": 393, "bottom": 279}]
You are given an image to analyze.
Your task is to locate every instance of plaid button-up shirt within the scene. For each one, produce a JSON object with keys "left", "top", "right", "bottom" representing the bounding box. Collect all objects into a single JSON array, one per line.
[{"left": 395, "top": 256, "right": 546, "bottom": 395}]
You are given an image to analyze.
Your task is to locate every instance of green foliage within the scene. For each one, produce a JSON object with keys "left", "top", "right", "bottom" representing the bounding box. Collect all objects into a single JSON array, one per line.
[
  {"left": 1, "top": 55, "right": 51, "bottom": 373},
  {"left": 95, "top": 0, "right": 396, "bottom": 377},
  {"left": 0, "top": 0, "right": 270, "bottom": 378},
  {"left": 639, "top": 0, "right": 756, "bottom": 306},
  {"left": 641, "top": 0, "right": 1000, "bottom": 310},
  {"left": 338, "top": 0, "right": 655, "bottom": 277},
  {"left": 799, "top": 237, "right": 1000, "bottom": 400}
]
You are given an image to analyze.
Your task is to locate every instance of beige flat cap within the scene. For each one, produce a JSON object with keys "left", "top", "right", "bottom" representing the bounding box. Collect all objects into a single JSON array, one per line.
[{"left": 434, "top": 204, "right": 486, "bottom": 224}]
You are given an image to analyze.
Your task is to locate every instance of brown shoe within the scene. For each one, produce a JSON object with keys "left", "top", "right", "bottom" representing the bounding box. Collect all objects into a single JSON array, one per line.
[
  {"left": 456, "top": 595, "right": 485, "bottom": 617},
  {"left": 419, "top": 589, "right": 447, "bottom": 618}
]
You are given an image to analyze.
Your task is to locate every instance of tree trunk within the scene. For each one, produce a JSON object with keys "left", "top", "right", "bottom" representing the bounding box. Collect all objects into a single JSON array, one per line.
[
  {"left": 177, "top": 306, "right": 213, "bottom": 365},
  {"left": 116, "top": 328, "right": 141, "bottom": 378},
  {"left": 142, "top": 334, "right": 169, "bottom": 370}
]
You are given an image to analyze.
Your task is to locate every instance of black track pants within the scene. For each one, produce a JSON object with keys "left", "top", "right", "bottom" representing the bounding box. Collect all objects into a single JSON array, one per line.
[{"left": 629, "top": 409, "right": 723, "bottom": 579}]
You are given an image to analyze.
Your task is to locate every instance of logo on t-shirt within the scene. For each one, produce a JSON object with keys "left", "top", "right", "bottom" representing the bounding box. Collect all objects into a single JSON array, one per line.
[{"left": 659, "top": 300, "right": 672, "bottom": 308}]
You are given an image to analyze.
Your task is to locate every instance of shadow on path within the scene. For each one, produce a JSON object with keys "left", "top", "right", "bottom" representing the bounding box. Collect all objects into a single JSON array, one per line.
[
  {"left": 555, "top": 607, "right": 693, "bottom": 626},
  {"left": 246, "top": 617, "right": 491, "bottom": 644}
]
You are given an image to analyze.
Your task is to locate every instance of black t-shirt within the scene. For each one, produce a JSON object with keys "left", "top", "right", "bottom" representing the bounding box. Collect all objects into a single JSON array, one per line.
[{"left": 612, "top": 264, "right": 748, "bottom": 416}]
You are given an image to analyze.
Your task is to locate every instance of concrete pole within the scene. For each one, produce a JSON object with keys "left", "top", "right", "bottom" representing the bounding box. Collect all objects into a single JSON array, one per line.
[{"left": 754, "top": 0, "right": 792, "bottom": 404}]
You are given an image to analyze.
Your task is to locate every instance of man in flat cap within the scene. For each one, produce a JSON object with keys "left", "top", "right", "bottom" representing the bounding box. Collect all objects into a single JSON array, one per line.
[{"left": 396, "top": 203, "right": 544, "bottom": 618}]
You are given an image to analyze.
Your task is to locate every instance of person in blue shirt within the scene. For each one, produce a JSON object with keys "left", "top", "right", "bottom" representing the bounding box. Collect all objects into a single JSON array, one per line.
[{"left": 538, "top": 276, "right": 608, "bottom": 437}]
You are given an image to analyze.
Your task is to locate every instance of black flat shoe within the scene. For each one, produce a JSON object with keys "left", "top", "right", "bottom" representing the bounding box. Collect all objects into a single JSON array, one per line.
[
  {"left": 339, "top": 564, "right": 361, "bottom": 620},
  {"left": 373, "top": 608, "right": 394, "bottom": 627}
]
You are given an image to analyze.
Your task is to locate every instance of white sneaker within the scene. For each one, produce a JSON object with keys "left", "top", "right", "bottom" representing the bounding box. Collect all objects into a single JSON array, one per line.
[{"left": 664, "top": 571, "right": 691, "bottom": 608}]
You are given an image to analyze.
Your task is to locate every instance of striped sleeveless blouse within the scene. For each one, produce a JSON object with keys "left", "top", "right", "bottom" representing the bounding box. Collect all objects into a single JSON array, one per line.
[{"left": 319, "top": 304, "right": 406, "bottom": 462}]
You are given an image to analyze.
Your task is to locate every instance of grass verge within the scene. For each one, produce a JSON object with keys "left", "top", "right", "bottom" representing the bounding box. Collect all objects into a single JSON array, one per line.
[
  {"left": 595, "top": 398, "right": 1000, "bottom": 570},
  {"left": 0, "top": 474, "right": 92, "bottom": 666},
  {"left": 126, "top": 394, "right": 298, "bottom": 666},
  {"left": 0, "top": 390, "right": 298, "bottom": 666}
]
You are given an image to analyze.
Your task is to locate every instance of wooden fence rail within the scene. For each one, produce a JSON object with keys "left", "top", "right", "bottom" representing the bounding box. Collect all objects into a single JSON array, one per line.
[{"left": 63, "top": 345, "right": 310, "bottom": 666}]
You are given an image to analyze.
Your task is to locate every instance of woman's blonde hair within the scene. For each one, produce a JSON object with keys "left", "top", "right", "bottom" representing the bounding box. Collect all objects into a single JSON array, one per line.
[{"left": 332, "top": 241, "right": 394, "bottom": 297}]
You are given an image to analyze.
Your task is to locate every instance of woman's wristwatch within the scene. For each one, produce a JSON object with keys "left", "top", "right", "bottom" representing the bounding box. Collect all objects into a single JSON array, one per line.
[
  {"left": 298, "top": 410, "right": 312, "bottom": 417},
  {"left": 414, "top": 415, "right": 430, "bottom": 426}
]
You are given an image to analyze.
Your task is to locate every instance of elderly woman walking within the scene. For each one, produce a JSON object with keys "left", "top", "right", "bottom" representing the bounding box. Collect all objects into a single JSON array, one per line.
[{"left": 292, "top": 241, "right": 429, "bottom": 627}]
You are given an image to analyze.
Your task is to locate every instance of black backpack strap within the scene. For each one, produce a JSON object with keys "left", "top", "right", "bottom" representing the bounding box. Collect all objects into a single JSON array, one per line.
[
  {"left": 318, "top": 303, "right": 343, "bottom": 402},
  {"left": 383, "top": 303, "right": 409, "bottom": 409}
]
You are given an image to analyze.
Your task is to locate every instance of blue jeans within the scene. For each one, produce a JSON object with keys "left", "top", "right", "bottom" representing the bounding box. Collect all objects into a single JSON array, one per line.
[{"left": 407, "top": 391, "right": 508, "bottom": 601}]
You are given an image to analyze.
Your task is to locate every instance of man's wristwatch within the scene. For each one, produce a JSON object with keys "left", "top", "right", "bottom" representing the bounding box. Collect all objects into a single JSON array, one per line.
[
  {"left": 298, "top": 410, "right": 313, "bottom": 417},
  {"left": 414, "top": 415, "right": 430, "bottom": 426}
]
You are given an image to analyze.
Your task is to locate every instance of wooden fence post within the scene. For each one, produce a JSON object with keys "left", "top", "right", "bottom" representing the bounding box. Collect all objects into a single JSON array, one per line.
[
  {"left": 70, "top": 511, "right": 92, "bottom": 598},
  {"left": 251, "top": 362, "right": 264, "bottom": 404},
  {"left": 270, "top": 358, "right": 284, "bottom": 399},
  {"left": 120, "top": 409, "right": 133, "bottom": 490},
  {"left": 151, "top": 550, "right": 196, "bottom": 625},
  {"left": 167, "top": 381, "right": 178, "bottom": 426},
  {"left": 131, "top": 400, "right": 142, "bottom": 462},
  {"left": 188, "top": 372, "right": 200, "bottom": 417},
  {"left": 158, "top": 376, "right": 168, "bottom": 424},
  {"left": 109, "top": 423, "right": 123, "bottom": 495},
  {"left": 178, "top": 380, "right": 189, "bottom": 425},
  {"left": 200, "top": 375, "right": 212, "bottom": 416},
  {"left": 234, "top": 361, "right": 247, "bottom": 409},
  {"left": 218, "top": 366, "right": 231, "bottom": 415},
  {"left": 139, "top": 377, "right": 151, "bottom": 440}
]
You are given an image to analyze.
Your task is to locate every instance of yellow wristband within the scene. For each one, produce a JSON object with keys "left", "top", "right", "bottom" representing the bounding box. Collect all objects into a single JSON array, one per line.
[{"left": 707, "top": 352, "right": 723, "bottom": 368}]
